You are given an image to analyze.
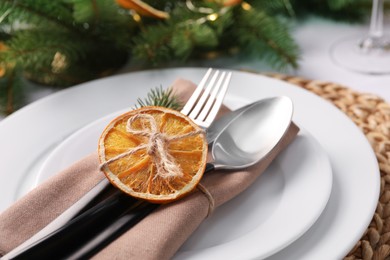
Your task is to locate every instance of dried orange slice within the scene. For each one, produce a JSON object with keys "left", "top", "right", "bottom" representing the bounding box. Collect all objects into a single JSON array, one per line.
[
  {"left": 116, "top": 0, "right": 169, "bottom": 19},
  {"left": 0, "top": 42, "right": 9, "bottom": 77},
  {"left": 98, "top": 106, "right": 208, "bottom": 203},
  {"left": 207, "top": 0, "right": 243, "bottom": 6}
]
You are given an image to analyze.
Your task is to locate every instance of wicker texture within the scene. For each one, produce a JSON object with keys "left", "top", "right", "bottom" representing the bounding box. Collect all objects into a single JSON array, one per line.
[{"left": 268, "top": 73, "right": 390, "bottom": 260}]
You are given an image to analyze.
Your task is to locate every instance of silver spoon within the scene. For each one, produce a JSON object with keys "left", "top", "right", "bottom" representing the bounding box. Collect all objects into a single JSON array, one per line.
[
  {"left": 205, "top": 96, "right": 294, "bottom": 172},
  {"left": 5, "top": 96, "right": 294, "bottom": 259}
]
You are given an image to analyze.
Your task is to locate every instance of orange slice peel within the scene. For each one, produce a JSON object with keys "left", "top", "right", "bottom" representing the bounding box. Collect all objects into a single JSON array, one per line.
[{"left": 98, "top": 106, "right": 208, "bottom": 203}]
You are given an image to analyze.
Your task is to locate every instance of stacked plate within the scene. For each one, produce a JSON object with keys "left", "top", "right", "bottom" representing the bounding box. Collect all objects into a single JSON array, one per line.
[{"left": 0, "top": 68, "right": 380, "bottom": 259}]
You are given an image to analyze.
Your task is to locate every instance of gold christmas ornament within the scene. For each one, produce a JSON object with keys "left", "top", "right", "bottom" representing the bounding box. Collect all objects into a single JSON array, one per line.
[
  {"left": 241, "top": 1, "right": 252, "bottom": 10},
  {"left": 116, "top": 0, "right": 169, "bottom": 19},
  {"left": 0, "top": 42, "right": 7, "bottom": 51},
  {"left": 51, "top": 52, "right": 68, "bottom": 73}
]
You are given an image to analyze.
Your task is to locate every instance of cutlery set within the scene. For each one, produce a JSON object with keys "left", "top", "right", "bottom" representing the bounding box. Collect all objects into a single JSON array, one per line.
[{"left": 4, "top": 68, "right": 294, "bottom": 259}]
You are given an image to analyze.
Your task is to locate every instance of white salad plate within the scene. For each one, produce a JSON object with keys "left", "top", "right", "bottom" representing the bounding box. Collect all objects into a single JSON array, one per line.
[{"left": 0, "top": 68, "right": 379, "bottom": 259}]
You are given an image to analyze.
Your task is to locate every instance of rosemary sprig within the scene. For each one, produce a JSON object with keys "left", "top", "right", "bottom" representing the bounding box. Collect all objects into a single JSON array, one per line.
[{"left": 136, "top": 86, "right": 182, "bottom": 110}]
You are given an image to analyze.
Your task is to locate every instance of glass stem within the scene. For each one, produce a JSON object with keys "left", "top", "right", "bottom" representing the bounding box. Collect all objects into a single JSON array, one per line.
[{"left": 369, "top": 0, "right": 384, "bottom": 39}]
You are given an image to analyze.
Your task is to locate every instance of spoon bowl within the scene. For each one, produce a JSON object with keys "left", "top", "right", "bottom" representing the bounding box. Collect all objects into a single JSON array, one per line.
[{"left": 210, "top": 96, "right": 293, "bottom": 170}]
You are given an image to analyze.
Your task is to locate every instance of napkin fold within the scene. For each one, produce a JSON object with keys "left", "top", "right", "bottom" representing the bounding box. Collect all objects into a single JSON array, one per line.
[{"left": 0, "top": 79, "right": 299, "bottom": 259}]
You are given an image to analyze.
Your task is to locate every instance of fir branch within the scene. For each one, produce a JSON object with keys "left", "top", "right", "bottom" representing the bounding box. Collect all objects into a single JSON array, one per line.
[
  {"left": 135, "top": 86, "right": 182, "bottom": 110},
  {"left": 62, "top": 0, "right": 135, "bottom": 50},
  {"left": 0, "top": 0, "right": 76, "bottom": 32},
  {"left": 249, "top": 0, "right": 296, "bottom": 17},
  {"left": 67, "top": 0, "right": 128, "bottom": 24},
  {"left": 2, "top": 28, "right": 128, "bottom": 86},
  {"left": 132, "top": 23, "right": 173, "bottom": 64},
  {"left": 3, "top": 29, "right": 85, "bottom": 71},
  {"left": 233, "top": 6, "right": 300, "bottom": 70},
  {"left": 139, "top": 0, "right": 178, "bottom": 11},
  {"left": 132, "top": 3, "right": 232, "bottom": 64},
  {"left": 69, "top": 0, "right": 101, "bottom": 26},
  {"left": 1, "top": 0, "right": 133, "bottom": 49}
]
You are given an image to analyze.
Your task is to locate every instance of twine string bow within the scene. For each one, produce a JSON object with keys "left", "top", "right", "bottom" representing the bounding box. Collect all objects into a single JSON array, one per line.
[{"left": 100, "top": 113, "right": 204, "bottom": 179}]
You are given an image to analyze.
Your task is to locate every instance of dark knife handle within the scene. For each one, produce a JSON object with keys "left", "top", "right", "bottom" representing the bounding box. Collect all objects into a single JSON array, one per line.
[
  {"left": 10, "top": 163, "right": 216, "bottom": 259},
  {"left": 9, "top": 192, "right": 157, "bottom": 260},
  {"left": 61, "top": 164, "right": 216, "bottom": 258},
  {"left": 66, "top": 202, "right": 159, "bottom": 259},
  {"left": 204, "top": 163, "right": 215, "bottom": 173}
]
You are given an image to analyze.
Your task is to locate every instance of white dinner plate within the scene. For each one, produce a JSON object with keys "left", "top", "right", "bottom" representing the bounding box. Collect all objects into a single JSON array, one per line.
[
  {"left": 37, "top": 105, "right": 332, "bottom": 259},
  {"left": 0, "top": 68, "right": 379, "bottom": 259}
]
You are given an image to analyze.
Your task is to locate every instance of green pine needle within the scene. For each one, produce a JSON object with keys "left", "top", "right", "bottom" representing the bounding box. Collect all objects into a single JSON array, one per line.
[
  {"left": 234, "top": 6, "right": 300, "bottom": 70},
  {"left": 0, "top": 66, "right": 25, "bottom": 115},
  {"left": 135, "top": 86, "right": 182, "bottom": 111}
]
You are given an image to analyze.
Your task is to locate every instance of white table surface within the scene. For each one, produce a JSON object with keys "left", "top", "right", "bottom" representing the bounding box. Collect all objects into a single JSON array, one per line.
[{"left": 1, "top": 17, "right": 390, "bottom": 121}]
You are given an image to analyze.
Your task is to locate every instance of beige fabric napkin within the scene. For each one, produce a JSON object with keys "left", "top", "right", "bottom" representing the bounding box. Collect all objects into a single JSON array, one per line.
[{"left": 0, "top": 79, "right": 299, "bottom": 259}]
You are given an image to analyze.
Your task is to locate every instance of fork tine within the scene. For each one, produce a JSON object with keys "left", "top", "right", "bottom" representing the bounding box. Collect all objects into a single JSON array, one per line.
[
  {"left": 196, "top": 71, "right": 226, "bottom": 121},
  {"left": 188, "top": 70, "right": 220, "bottom": 119},
  {"left": 203, "top": 71, "right": 232, "bottom": 126},
  {"left": 180, "top": 68, "right": 213, "bottom": 115}
]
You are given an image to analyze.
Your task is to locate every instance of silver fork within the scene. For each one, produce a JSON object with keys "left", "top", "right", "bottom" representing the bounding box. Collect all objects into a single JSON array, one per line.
[
  {"left": 4, "top": 68, "right": 232, "bottom": 259},
  {"left": 181, "top": 68, "right": 232, "bottom": 128}
]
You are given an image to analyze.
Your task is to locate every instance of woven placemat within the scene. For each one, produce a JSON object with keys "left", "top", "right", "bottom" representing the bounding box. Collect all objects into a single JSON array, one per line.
[{"left": 267, "top": 73, "right": 390, "bottom": 260}]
